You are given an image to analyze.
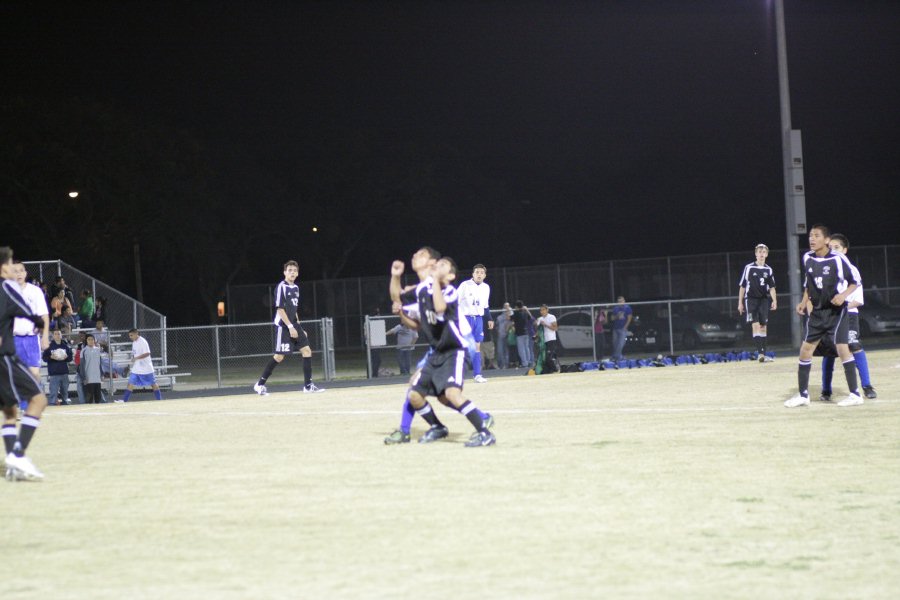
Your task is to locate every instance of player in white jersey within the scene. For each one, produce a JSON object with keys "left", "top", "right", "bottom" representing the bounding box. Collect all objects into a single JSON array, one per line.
[
  {"left": 456, "top": 263, "right": 493, "bottom": 383},
  {"left": 818, "top": 234, "right": 877, "bottom": 401},
  {"left": 11, "top": 263, "right": 49, "bottom": 410},
  {"left": 116, "top": 328, "right": 162, "bottom": 402}
]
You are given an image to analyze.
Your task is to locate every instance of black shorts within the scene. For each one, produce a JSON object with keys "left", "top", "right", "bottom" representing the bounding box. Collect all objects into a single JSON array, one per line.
[
  {"left": 410, "top": 349, "right": 466, "bottom": 398},
  {"left": 847, "top": 312, "right": 862, "bottom": 350},
  {"left": 804, "top": 305, "right": 849, "bottom": 345},
  {"left": 0, "top": 355, "right": 42, "bottom": 408},
  {"left": 274, "top": 324, "right": 311, "bottom": 355},
  {"left": 745, "top": 297, "right": 770, "bottom": 325}
]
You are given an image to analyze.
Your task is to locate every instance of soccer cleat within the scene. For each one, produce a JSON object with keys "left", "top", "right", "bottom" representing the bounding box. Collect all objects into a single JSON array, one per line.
[
  {"left": 253, "top": 383, "right": 269, "bottom": 396},
  {"left": 473, "top": 374, "right": 488, "bottom": 383},
  {"left": 384, "top": 429, "right": 411, "bottom": 445},
  {"left": 418, "top": 425, "right": 449, "bottom": 444},
  {"left": 113, "top": 399, "right": 125, "bottom": 404},
  {"left": 818, "top": 392, "right": 833, "bottom": 402},
  {"left": 4, "top": 454, "right": 44, "bottom": 481},
  {"left": 863, "top": 386, "right": 878, "bottom": 400},
  {"left": 784, "top": 394, "right": 810, "bottom": 408},
  {"left": 303, "top": 383, "right": 325, "bottom": 393},
  {"left": 837, "top": 393, "right": 864, "bottom": 407},
  {"left": 761, "top": 355, "right": 774, "bottom": 363},
  {"left": 482, "top": 412, "right": 495, "bottom": 430},
  {"left": 464, "top": 430, "right": 496, "bottom": 447}
]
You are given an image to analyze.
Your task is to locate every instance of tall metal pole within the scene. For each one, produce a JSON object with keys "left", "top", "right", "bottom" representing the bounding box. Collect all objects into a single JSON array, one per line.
[{"left": 775, "top": 0, "right": 804, "bottom": 348}]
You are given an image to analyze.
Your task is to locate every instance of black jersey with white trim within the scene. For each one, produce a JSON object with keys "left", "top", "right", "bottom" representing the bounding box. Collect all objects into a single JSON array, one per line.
[
  {"left": 1, "top": 279, "right": 35, "bottom": 355},
  {"left": 273, "top": 280, "right": 300, "bottom": 325},
  {"left": 738, "top": 263, "right": 776, "bottom": 298},
  {"left": 802, "top": 251, "right": 858, "bottom": 310},
  {"left": 414, "top": 279, "right": 471, "bottom": 352}
]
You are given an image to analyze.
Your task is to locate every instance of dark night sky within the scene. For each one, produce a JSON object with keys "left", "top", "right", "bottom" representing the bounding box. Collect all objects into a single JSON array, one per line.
[{"left": 2, "top": 1, "right": 899, "bottom": 290}]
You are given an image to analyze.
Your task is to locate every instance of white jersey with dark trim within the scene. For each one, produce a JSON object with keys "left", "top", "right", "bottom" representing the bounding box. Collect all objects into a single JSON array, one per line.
[
  {"left": 838, "top": 259, "right": 864, "bottom": 314},
  {"left": 457, "top": 279, "right": 491, "bottom": 317},
  {"left": 13, "top": 282, "right": 48, "bottom": 336},
  {"left": 414, "top": 278, "right": 472, "bottom": 352},
  {"left": 802, "top": 251, "right": 858, "bottom": 310},
  {"left": 1, "top": 279, "right": 35, "bottom": 355}
]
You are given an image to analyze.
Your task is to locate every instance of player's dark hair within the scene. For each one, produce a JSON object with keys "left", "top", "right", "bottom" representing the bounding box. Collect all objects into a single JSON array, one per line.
[
  {"left": 441, "top": 256, "right": 458, "bottom": 275},
  {"left": 810, "top": 223, "right": 830, "bottom": 238},
  {"left": 420, "top": 246, "right": 441, "bottom": 260},
  {"left": 0, "top": 246, "right": 12, "bottom": 265},
  {"left": 283, "top": 260, "right": 299, "bottom": 270},
  {"left": 473, "top": 263, "right": 486, "bottom": 271},
  {"left": 830, "top": 233, "right": 849, "bottom": 250},
  {"left": 86, "top": 334, "right": 95, "bottom": 342},
  {"left": 128, "top": 328, "right": 139, "bottom": 334}
]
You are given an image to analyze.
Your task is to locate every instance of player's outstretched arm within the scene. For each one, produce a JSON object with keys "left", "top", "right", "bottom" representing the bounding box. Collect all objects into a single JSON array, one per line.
[{"left": 389, "top": 260, "right": 404, "bottom": 303}]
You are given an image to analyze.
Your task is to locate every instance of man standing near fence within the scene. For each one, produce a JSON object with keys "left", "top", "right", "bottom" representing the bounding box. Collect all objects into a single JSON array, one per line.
[
  {"left": 610, "top": 296, "right": 632, "bottom": 362},
  {"left": 737, "top": 243, "right": 777, "bottom": 362},
  {"left": 253, "top": 260, "right": 324, "bottom": 396},
  {"left": 457, "top": 263, "right": 493, "bottom": 383},
  {"left": 117, "top": 328, "right": 162, "bottom": 402}
]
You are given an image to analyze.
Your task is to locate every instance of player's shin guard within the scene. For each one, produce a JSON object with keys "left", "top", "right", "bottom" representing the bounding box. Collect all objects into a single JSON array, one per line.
[
  {"left": 457, "top": 400, "right": 486, "bottom": 432},
  {"left": 154, "top": 389, "right": 162, "bottom": 400},
  {"left": 821, "top": 356, "right": 835, "bottom": 394},
  {"left": 303, "top": 356, "right": 313, "bottom": 387},
  {"left": 2, "top": 424, "right": 16, "bottom": 454},
  {"left": 753, "top": 335, "right": 762, "bottom": 354},
  {"left": 122, "top": 390, "right": 132, "bottom": 402},
  {"left": 258, "top": 358, "right": 279, "bottom": 385},
  {"left": 399, "top": 392, "right": 415, "bottom": 434},
  {"left": 842, "top": 358, "right": 860, "bottom": 396},
  {"left": 759, "top": 332, "right": 767, "bottom": 353},
  {"left": 853, "top": 350, "right": 872, "bottom": 388},
  {"left": 15, "top": 415, "right": 39, "bottom": 456},
  {"left": 798, "top": 360, "right": 812, "bottom": 397},
  {"left": 415, "top": 402, "right": 443, "bottom": 428},
  {"left": 472, "top": 351, "right": 482, "bottom": 376}
]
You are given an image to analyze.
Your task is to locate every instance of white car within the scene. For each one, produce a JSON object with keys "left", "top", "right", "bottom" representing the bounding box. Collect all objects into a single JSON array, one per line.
[{"left": 555, "top": 311, "right": 595, "bottom": 350}]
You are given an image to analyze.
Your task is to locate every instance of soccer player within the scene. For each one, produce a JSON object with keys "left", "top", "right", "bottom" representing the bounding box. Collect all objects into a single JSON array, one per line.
[
  {"left": 457, "top": 263, "right": 494, "bottom": 383},
  {"left": 253, "top": 260, "right": 324, "bottom": 395},
  {"left": 819, "top": 234, "right": 877, "bottom": 401},
  {"left": 737, "top": 244, "right": 778, "bottom": 362},
  {"left": 117, "top": 328, "right": 162, "bottom": 402},
  {"left": 384, "top": 249, "right": 494, "bottom": 446},
  {"left": 785, "top": 225, "right": 863, "bottom": 408},
  {"left": 1, "top": 246, "right": 51, "bottom": 481},
  {"left": 11, "top": 262, "right": 49, "bottom": 409}
]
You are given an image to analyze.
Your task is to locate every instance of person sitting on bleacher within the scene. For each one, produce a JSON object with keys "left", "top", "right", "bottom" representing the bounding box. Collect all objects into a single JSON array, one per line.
[
  {"left": 57, "top": 304, "right": 77, "bottom": 332},
  {"left": 42, "top": 329, "right": 73, "bottom": 406},
  {"left": 49, "top": 288, "right": 73, "bottom": 326},
  {"left": 77, "top": 289, "right": 95, "bottom": 328}
]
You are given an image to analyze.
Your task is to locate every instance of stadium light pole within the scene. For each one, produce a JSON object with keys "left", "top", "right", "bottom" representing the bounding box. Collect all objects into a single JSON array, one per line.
[{"left": 773, "top": 0, "right": 806, "bottom": 348}]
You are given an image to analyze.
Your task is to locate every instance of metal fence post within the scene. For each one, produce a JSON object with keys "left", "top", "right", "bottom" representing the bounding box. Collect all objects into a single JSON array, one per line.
[
  {"left": 215, "top": 325, "right": 222, "bottom": 388},
  {"left": 323, "top": 317, "right": 336, "bottom": 381},
  {"left": 364, "top": 314, "right": 372, "bottom": 379}
]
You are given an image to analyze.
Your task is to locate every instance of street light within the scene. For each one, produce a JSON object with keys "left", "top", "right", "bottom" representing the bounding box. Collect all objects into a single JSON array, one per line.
[
  {"left": 68, "top": 191, "right": 79, "bottom": 198},
  {"left": 773, "top": 0, "right": 807, "bottom": 348}
]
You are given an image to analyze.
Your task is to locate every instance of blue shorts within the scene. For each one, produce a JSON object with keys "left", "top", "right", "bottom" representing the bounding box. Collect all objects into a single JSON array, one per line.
[
  {"left": 14, "top": 335, "right": 41, "bottom": 368},
  {"left": 466, "top": 316, "right": 485, "bottom": 343},
  {"left": 129, "top": 372, "right": 157, "bottom": 387}
]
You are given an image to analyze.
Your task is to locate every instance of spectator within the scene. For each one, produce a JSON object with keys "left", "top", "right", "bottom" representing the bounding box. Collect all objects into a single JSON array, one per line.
[
  {"left": 77, "top": 289, "right": 95, "bottom": 327},
  {"left": 73, "top": 331, "right": 88, "bottom": 404},
  {"left": 42, "top": 329, "right": 73, "bottom": 405},
  {"left": 512, "top": 300, "right": 535, "bottom": 369},
  {"left": 79, "top": 333, "right": 104, "bottom": 404},
  {"left": 92, "top": 319, "right": 110, "bottom": 351},
  {"left": 610, "top": 295, "right": 633, "bottom": 362},
  {"left": 57, "top": 304, "right": 77, "bottom": 332},
  {"left": 494, "top": 303, "right": 513, "bottom": 369},
  {"left": 92, "top": 296, "right": 108, "bottom": 325},
  {"left": 593, "top": 307, "right": 607, "bottom": 361},
  {"left": 534, "top": 304, "right": 559, "bottom": 373},
  {"left": 385, "top": 321, "right": 418, "bottom": 376},
  {"left": 49, "top": 288, "right": 73, "bottom": 324}
]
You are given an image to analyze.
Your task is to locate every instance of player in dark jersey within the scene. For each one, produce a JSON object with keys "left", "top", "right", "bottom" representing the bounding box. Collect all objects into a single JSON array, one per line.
[
  {"left": 0, "top": 246, "right": 52, "bottom": 481},
  {"left": 785, "top": 225, "right": 862, "bottom": 408},
  {"left": 818, "top": 234, "right": 877, "bottom": 401},
  {"left": 737, "top": 243, "right": 777, "bottom": 362},
  {"left": 384, "top": 249, "right": 495, "bottom": 446},
  {"left": 253, "top": 260, "right": 324, "bottom": 395}
]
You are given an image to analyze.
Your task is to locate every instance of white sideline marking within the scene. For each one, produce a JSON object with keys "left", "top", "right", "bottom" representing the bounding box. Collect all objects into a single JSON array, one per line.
[{"left": 56, "top": 405, "right": 786, "bottom": 418}]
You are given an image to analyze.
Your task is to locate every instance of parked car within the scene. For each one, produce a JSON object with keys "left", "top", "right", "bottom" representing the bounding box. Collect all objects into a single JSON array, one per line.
[
  {"left": 555, "top": 310, "right": 646, "bottom": 355},
  {"left": 858, "top": 296, "right": 900, "bottom": 336},
  {"left": 631, "top": 301, "right": 745, "bottom": 351}
]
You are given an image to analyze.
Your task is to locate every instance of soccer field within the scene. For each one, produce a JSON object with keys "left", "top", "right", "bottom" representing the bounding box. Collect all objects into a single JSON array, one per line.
[{"left": 8, "top": 350, "right": 900, "bottom": 599}]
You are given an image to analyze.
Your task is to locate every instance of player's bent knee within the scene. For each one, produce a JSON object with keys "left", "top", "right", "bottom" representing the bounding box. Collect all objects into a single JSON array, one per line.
[{"left": 273, "top": 354, "right": 285, "bottom": 363}]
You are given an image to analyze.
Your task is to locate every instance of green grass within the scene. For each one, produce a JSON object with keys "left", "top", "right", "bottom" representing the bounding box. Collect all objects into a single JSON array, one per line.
[{"left": 7, "top": 349, "right": 900, "bottom": 599}]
